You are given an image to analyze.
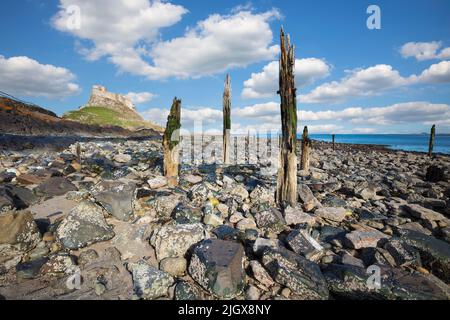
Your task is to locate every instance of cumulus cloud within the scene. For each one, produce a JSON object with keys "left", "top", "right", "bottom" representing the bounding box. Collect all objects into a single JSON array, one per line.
[
  {"left": 0, "top": 55, "right": 80, "bottom": 98},
  {"left": 242, "top": 58, "right": 331, "bottom": 99},
  {"left": 299, "top": 62, "right": 450, "bottom": 104},
  {"left": 53, "top": 1, "right": 280, "bottom": 79},
  {"left": 417, "top": 60, "right": 450, "bottom": 83},
  {"left": 147, "top": 9, "right": 280, "bottom": 79},
  {"left": 400, "top": 41, "right": 450, "bottom": 61},
  {"left": 141, "top": 106, "right": 222, "bottom": 126},
  {"left": 299, "top": 64, "right": 415, "bottom": 104},
  {"left": 125, "top": 92, "right": 156, "bottom": 104},
  {"left": 142, "top": 101, "right": 450, "bottom": 134}
]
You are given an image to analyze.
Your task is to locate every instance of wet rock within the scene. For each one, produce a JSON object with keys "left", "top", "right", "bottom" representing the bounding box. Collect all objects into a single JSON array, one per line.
[
  {"left": 55, "top": 201, "right": 115, "bottom": 250},
  {"left": 34, "top": 176, "right": 77, "bottom": 197},
  {"left": 150, "top": 223, "right": 205, "bottom": 261},
  {"left": 16, "top": 257, "right": 48, "bottom": 280},
  {"left": 324, "top": 263, "right": 450, "bottom": 300},
  {"left": 213, "top": 225, "right": 240, "bottom": 241},
  {"left": 286, "top": 228, "right": 324, "bottom": 261},
  {"left": 425, "top": 165, "right": 445, "bottom": 182},
  {"left": 189, "top": 239, "right": 245, "bottom": 299},
  {"left": 91, "top": 180, "right": 136, "bottom": 221},
  {"left": 314, "top": 207, "right": 349, "bottom": 222},
  {"left": 0, "top": 211, "right": 41, "bottom": 251},
  {"left": 399, "top": 229, "right": 450, "bottom": 283},
  {"left": 261, "top": 247, "right": 329, "bottom": 299},
  {"left": 345, "top": 230, "right": 389, "bottom": 249},
  {"left": 129, "top": 260, "right": 174, "bottom": 300}
]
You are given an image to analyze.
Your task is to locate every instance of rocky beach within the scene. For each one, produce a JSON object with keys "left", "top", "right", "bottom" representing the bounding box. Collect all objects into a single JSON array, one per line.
[{"left": 1, "top": 136, "right": 449, "bottom": 300}]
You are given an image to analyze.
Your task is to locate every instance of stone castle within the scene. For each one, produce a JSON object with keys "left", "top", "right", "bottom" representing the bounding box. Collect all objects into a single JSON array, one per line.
[{"left": 83, "top": 85, "right": 136, "bottom": 112}]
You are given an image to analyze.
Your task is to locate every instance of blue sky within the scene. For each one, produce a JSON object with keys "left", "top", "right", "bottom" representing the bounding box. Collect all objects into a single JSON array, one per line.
[{"left": 1, "top": 0, "right": 449, "bottom": 134}]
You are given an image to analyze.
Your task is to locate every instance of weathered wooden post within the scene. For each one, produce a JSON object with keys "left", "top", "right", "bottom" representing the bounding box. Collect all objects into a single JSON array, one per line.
[
  {"left": 163, "top": 97, "right": 181, "bottom": 186},
  {"left": 76, "top": 142, "right": 81, "bottom": 164},
  {"left": 276, "top": 28, "right": 298, "bottom": 207},
  {"left": 245, "top": 131, "right": 250, "bottom": 164},
  {"left": 428, "top": 125, "right": 435, "bottom": 157},
  {"left": 300, "top": 126, "right": 311, "bottom": 171},
  {"left": 332, "top": 134, "right": 336, "bottom": 150},
  {"left": 223, "top": 74, "right": 231, "bottom": 164},
  {"left": 234, "top": 136, "right": 238, "bottom": 164}
]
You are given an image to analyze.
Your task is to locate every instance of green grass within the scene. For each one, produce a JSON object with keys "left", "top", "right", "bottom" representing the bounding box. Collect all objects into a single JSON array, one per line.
[{"left": 63, "top": 106, "right": 162, "bottom": 131}]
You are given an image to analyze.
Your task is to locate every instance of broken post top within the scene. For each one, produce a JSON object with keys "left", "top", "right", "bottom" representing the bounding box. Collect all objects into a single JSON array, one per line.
[
  {"left": 278, "top": 27, "right": 297, "bottom": 150},
  {"left": 164, "top": 97, "right": 181, "bottom": 150},
  {"left": 303, "top": 126, "right": 308, "bottom": 138},
  {"left": 223, "top": 74, "right": 231, "bottom": 130}
]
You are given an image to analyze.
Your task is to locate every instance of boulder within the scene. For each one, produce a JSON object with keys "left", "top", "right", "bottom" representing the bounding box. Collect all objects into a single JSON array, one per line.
[
  {"left": 399, "top": 229, "right": 450, "bottom": 283},
  {"left": 314, "top": 207, "right": 349, "bottom": 222},
  {"left": 261, "top": 247, "right": 329, "bottom": 299},
  {"left": 150, "top": 223, "right": 205, "bottom": 261},
  {"left": 189, "top": 239, "right": 245, "bottom": 299},
  {"left": 56, "top": 201, "right": 115, "bottom": 250},
  {"left": 286, "top": 228, "right": 324, "bottom": 261},
  {"left": 91, "top": 180, "right": 136, "bottom": 221},
  {"left": 0, "top": 211, "right": 41, "bottom": 251},
  {"left": 283, "top": 206, "right": 316, "bottom": 226},
  {"left": 345, "top": 230, "right": 389, "bottom": 249},
  {"left": 34, "top": 177, "right": 77, "bottom": 197},
  {"left": 255, "top": 208, "right": 286, "bottom": 234},
  {"left": 324, "top": 263, "right": 450, "bottom": 300},
  {"left": 129, "top": 261, "right": 174, "bottom": 300}
]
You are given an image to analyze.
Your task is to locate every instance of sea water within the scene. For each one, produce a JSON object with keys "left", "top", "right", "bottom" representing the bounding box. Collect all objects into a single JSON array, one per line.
[{"left": 309, "top": 134, "right": 450, "bottom": 154}]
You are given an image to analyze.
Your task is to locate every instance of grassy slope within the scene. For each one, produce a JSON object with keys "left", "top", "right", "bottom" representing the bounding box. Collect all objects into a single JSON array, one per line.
[{"left": 63, "top": 106, "right": 163, "bottom": 132}]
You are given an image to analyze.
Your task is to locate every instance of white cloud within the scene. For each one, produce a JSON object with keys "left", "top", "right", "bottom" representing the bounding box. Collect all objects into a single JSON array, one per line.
[
  {"left": 147, "top": 9, "right": 280, "bottom": 79},
  {"left": 142, "top": 101, "right": 450, "bottom": 134},
  {"left": 0, "top": 55, "right": 80, "bottom": 98},
  {"left": 242, "top": 58, "right": 331, "bottom": 99},
  {"left": 400, "top": 41, "right": 450, "bottom": 61},
  {"left": 299, "top": 61, "right": 450, "bottom": 104},
  {"left": 417, "top": 60, "right": 450, "bottom": 83},
  {"left": 141, "top": 106, "right": 222, "bottom": 126},
  {"left": 52, "top": 0, "right": 187, "bottom": 76},
  {"left": 53, "top": 1, "right": 280, "bottom": 79},
  {"left": 298, "top": 102, "right": 450, "bottom": 125},
  {"left": 125, "top": 91, "right": 156, "bottom": 104},
  {"left": 300, "top": 64, "right": 415, "bottom": 104}
]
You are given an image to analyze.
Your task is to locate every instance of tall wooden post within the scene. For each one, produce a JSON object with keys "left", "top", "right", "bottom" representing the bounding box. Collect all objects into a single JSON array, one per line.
[
  {"left": 223, "top": 74, "right": 231, "bottom": 164},
  {"left": 276, "top": 28, "right": 298, "bottom": 207},
  {"left": 163, "top": 98, "right": 181, "bottom": 186},
  {"left": 429, "top": 124, "right": 435, "bottom": 157},
  {"left": 300, "top": 126, "right": 311, "bottom": 171},
  {"left": 332, "top": 134, "right": 336, "bottom": 150}
]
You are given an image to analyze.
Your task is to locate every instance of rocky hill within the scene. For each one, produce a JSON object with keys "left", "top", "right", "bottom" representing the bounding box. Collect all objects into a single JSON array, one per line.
[
  {"left": 63, "top": 86, "right": 162, "bottom": 132},
  {"left": 0, "top": 94, "right": 160, "bottom": 138}
]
